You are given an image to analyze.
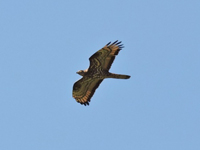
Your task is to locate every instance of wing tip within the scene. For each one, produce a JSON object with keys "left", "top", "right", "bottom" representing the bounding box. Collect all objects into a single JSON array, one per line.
[
  {"left": 106, "top": 40, "right": 124, "bottom": 50},
  {"left": 73, "top": 94, "right": 91, "bottom": 106},
  {"left": 75, "top": 98, "right": 90, "bottom": 106},
  {"left": 82, "top": 101, "right": 90, "bottom": 106},
  {"left": 106, "top": 41, "right": 111, "bottom": 45}
]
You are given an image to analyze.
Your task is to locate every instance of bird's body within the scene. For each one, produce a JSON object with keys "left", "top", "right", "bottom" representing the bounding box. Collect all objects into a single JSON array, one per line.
[
  {"left": 72, "top": 41, "right": 130, "bottom": 106},
  {"left": 77, "top": 69, "right": 130, "bottom": 79}
]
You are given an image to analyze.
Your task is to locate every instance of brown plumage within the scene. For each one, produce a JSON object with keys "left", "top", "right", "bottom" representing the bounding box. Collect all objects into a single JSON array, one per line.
[{"left": 72, "top": 41, "right": 130, "bottom": 106}]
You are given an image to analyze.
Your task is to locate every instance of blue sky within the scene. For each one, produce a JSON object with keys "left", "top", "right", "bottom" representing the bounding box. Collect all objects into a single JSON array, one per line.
[{"left": 0, "top": 0, "right": 200, "bottom": 149}]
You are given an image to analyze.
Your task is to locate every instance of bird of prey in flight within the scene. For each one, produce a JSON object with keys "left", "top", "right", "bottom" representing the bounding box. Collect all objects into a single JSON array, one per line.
[{"left": 72, "top": 40, "right": 130, "bottom": 106}]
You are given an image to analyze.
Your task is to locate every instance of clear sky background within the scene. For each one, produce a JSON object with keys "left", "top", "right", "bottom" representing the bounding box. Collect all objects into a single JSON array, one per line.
[{"left": 0, "top": 0, "right": 200, "bottom": 150}]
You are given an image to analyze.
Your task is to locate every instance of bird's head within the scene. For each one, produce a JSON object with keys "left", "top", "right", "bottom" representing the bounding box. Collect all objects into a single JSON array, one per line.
[{"left": 76, "top": 69, "right": 88, "bottom": 76}]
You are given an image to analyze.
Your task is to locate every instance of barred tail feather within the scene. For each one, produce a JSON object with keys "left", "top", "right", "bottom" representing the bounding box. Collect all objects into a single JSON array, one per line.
[{"left": 108, "top": 73, "right": 130, "bottom": 79}]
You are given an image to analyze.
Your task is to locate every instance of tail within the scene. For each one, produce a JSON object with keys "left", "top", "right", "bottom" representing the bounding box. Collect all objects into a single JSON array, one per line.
[{"left": 107, "top": 73, "right": 131, "bottom": 79}]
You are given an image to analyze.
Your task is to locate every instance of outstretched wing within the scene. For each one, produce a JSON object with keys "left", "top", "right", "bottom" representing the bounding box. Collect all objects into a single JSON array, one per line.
[
  {"left": 88, "top": 40, "right": 124, "bottom": 72},
  {"left": 72, "top": 77, "right": 103, "bottom": 106}
]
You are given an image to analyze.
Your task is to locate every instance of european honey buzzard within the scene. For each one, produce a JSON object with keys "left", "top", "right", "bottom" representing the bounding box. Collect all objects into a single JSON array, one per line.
[{"left": 72, "top": 40, "right": 130, "bottom": 106}]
